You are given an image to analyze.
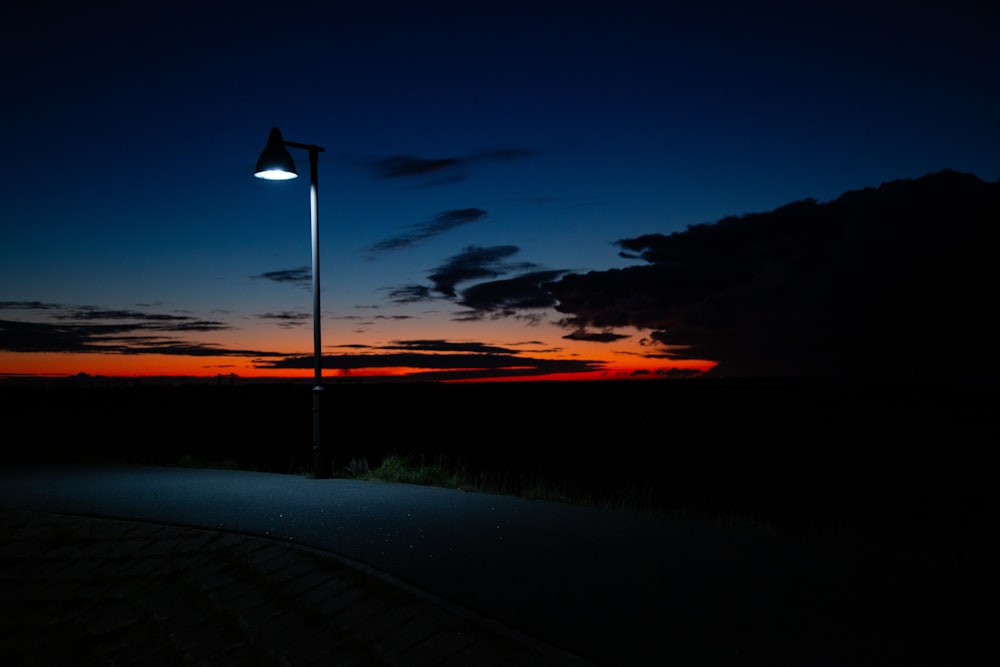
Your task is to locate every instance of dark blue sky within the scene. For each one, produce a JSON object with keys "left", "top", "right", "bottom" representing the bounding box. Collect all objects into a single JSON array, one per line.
[{"left": 2, "top": 1, "right": 998, "bottom": 380}]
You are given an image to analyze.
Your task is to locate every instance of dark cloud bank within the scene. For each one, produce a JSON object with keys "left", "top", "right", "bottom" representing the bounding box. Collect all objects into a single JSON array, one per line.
[{"left": 546, "top": 169, "right": 1000, "bottom": 380}]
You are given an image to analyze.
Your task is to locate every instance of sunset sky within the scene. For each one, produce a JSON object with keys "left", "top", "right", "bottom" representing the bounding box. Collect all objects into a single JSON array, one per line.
[{"left": 2, "top": 1, "right": 998, "bottom": 382}]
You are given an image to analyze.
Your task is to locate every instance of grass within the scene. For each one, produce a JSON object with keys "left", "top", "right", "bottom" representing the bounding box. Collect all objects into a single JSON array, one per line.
[
  {"left": 350, "top": 453, "right": 569, "bottom": 501},
  {"left": 354, "top": 453, "right": 471, "bottom": 491},
  {"left": 348, "top": 452, "right": 781, "bottom": 535},
  {"left": 344, "top": 453, "right": 975, "bottom": 562}
]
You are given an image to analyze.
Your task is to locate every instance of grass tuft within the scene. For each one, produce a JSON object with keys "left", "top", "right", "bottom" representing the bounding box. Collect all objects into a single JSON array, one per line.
[
  {"left": 359, "top": 453, "right": 471, "bottom": 491},
  {"left": 358, "top": 452, "right": 666, "bottom": 516}
]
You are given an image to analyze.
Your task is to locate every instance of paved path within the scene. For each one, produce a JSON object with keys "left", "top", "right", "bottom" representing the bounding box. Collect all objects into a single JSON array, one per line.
[
  {"left": 0, "top": 465, "right": 990, "bottom": 665},
  {"left": 0, "top": 507, "right": 578, "bottom": 666}
]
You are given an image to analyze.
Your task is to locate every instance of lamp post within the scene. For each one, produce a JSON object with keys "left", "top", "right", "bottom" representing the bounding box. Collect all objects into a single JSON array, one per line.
[{"left": 254, "top": 127, "right": 331, "bottom": 479}]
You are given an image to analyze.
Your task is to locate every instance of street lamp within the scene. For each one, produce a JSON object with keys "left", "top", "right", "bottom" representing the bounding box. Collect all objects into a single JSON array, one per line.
[{"left": 254, "top": 127, "right": 331, "bottom": 479}]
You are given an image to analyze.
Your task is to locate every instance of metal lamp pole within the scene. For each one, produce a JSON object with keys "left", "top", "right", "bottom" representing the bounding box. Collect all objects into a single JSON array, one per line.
[{"left": 254, "top": 127, "right": 331, "bottom": 478}]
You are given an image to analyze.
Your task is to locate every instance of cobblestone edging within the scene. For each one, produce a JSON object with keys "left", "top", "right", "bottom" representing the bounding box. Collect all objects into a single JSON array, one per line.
[{"left": 0, "top": 509, "right": 592, "bottom": 666}]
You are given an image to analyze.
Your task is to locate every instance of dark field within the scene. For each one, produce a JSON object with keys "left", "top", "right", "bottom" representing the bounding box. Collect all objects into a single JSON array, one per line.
[{"left": 2, "top": 378, "right": 997, "bottom": 557}]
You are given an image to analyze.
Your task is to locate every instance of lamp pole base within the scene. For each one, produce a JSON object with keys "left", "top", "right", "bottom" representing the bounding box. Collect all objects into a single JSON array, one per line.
[{"left": 312, "top": 385, "right": 331, "bottom": 479}]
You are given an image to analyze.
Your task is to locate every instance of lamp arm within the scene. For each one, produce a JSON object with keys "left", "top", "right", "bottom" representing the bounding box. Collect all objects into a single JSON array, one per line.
[{"left": 283, "top": 140, "right": 326, "bottom": 153}]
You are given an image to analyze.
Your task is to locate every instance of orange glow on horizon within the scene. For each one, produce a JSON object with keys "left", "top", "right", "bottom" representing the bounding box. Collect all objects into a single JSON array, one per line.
[
  {"left": 1, "top": 350, "right": 716, "bottom": 382},
  {"left": 1, "top": 319, "right": 717, "bottom": 382}
]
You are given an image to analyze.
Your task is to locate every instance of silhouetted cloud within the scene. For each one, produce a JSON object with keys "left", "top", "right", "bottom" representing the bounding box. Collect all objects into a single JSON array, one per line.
[
  {"left": 50, "top": 307, "right": 192, "bottom": 322},
  {"left": 367, "top": 208, "right": 488, "bottom": 253},
  {"left": 458, "top": 270, "right": 566, "bottom": 314},
  {"left": 166, "top": 320, "right": 233, "bottom": 332},
  {"left": 563, "top": 329, "right": 631, "bottom": 343},
  {"left": 0, "top": 301, "right": 58, "bottom": 311},
  {"left": 371, "top": 314, "right": 415, "bottom": 321},
  {"left": 0, "top": 304, "right": 284, "bottom": 358},
  {"left": 256, "top": 342, "right": 603, "bottom": 381},
  {"left": 385, "top": 246, "right": 567, "bottom": 320},
  {"left": 371, "top": 155, "right": 463, "bottom": 179},
  {"left": 0, "top": 318, "right": 277, "bottom": 357},
  {"left": 366, "top": 149, "right": 536, "bottom": 186},
  {"left": 427, "top": 245, "right": 529, "bottom": 298},
  {"left": 1, "top": 300, "right": 610, "bottom": 380},
  {"left": 384, "top": 285, "right": 433, "bottom": 303},
  {"left": 252, "top": 337, "right": 610, "bottom": 381},
  {"left": 382, "top": 339, "right": 514, "bottom": 354},
  {"left": 252, "top": 267, "right": 311, "bottom": 286},
  {"left": 259, "top": 312, "right": 310, "bottom": 329},
  {"left": 545, "top": 169, "right": 1000, "bottom": 379},
  {"left": 5, "top": 257, "right": 579, "bottom": 383}
]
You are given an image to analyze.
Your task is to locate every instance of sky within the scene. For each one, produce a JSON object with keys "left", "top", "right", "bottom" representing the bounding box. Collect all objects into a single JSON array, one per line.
[{"left": 2, "top": 0, "right": 999, "bottom": 382}]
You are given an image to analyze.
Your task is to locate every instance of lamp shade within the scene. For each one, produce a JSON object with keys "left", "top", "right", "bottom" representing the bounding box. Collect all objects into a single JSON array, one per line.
[{"left": 254, "top": 127, "right": 298, "bottom": 180}]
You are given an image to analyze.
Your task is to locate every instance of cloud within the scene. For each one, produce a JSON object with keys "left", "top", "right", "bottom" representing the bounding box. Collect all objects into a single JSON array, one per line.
[
  {"left": 544, "top": 169, "right": 1000, "bottom": 379},
  {"left": 0, "top": 318, "right": 278, "bottom": 357},
  {"left": 255, "top": 337, "right": 604, "bottom": 381},
  {"left": 0, "top": 306, "right": 602, "bottom": 381},
  {"left": 259, "top": 312, "right": 310, "bottom": 329},
  {"left": 457, "top": 270, "right": 566, "bottom": 314},
  {"left": 252, "top": 267, "right": 311, "bottom": 286},
  {"left": 563, "top": 329, "right": 631, "bottom": 343},
  {"left": 366, "top": 149, "right": 536, "bottom": 186},
  {"left": 2, "top": 301, "right": 606, "bottom": 381},
  {"left": 0, "top": 304, "right": 284, "bottom": 358},
  {"left": 371, "top": 155, "right": 463, "bottom": 179},
  {"left": 0, "top": 292, "right": 631, "bottom": 382},
  {"left": 384, "top": 285, "right": 433, "bottom": 304},
  {"left": 426, "top": 245, "right": 529, "bottom": 298},
  {"left": 382, "top": 339, "right": 515, "bottom": 354},
  {"left": 51, "top": 307, "right": 190, "bottom": 322},
  {"left": 367, "top": 208, "right": 488, "bottom": 253},
  {"left": 385, "top": 245, "right": 568, "bottom": 323},
  {"left": 0, "top": 301, "right": 59, "bottom": 311}
]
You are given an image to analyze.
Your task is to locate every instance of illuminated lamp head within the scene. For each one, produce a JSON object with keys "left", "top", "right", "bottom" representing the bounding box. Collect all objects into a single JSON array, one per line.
[{"left": 253, "top": 127, "right": 298, "bottom": 180}]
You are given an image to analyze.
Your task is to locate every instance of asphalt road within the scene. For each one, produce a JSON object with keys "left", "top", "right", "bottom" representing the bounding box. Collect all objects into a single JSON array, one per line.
[{"left": 0, "top": 464, "right": 987, "bottom": 666}]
